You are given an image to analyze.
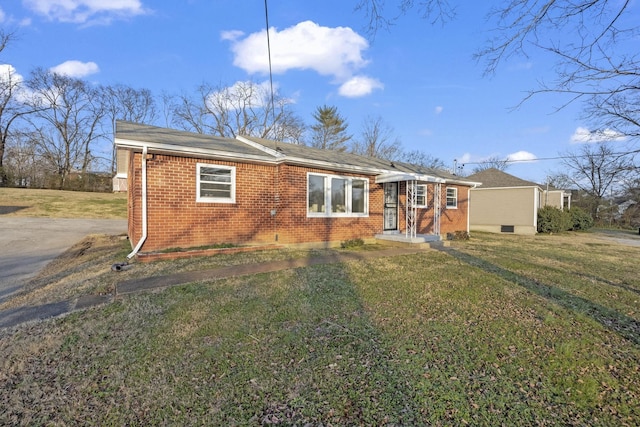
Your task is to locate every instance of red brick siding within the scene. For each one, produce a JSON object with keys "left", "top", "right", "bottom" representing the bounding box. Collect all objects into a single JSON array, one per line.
[
  {"left": 396, "top": 182, "right": 469, "bottom": 235},
  {"left": 126, "top": 151, "right": 470, "bottom": 252},
  {"left": 275, "top": 164, "right": 383, "bottom": 244}
]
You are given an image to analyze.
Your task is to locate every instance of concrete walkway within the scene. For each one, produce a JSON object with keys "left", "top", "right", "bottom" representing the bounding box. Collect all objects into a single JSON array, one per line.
[
  {"left": 0, "top": 246, "right": 429, "bottom": 330},
  {"left": 0, "top": 217, "right": 127, "bottom": 303}
]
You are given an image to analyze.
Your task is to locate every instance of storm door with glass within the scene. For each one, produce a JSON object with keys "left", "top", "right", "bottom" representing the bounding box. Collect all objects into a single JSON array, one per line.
[{"left": 383, "top": 182, "right": 398, "bottom": 231}]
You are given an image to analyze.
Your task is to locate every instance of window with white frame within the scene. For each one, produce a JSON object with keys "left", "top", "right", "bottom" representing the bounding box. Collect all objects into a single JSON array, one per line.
[
  {"left": 416, "top": 184, "right": 427, "bottom": 207},
  {"left": 197, "top": 163, "right": 236, "bottom": 203},
  {"left": 446, "top": 187, "right": 457, "bottom": 208},
  {"left": 307, "top": 173, "right": 368, "bottom": 216}
]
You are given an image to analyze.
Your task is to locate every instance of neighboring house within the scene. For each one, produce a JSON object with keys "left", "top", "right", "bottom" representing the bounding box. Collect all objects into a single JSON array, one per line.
[
  {"left": 114, "top": 121, "right": 479, "bottom": 255},
  {"left": 112, "top": 148, "right": 129, "bottom": 192},
  {"left": 466, "top": 168, "right": 571, "bottom": 235}
]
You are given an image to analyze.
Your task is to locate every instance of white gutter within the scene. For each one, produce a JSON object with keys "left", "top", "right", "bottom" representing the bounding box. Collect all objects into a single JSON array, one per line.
[{"left": 127, "top": 145, "right": 148, "bottom": 259}]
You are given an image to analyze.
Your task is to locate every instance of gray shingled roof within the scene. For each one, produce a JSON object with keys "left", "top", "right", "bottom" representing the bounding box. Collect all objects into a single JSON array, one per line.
[
  {"left": 240, "top": 135, "right": 396, "bottom": 171},
  {"left": 465, "top": 168, "right": 541, "bottom": 188},
  {"left": 115, "top": 121, "right": 271, "bottom": 159},
  {"left": 115, "top": 121, "right": 474, "bottom": 184}
]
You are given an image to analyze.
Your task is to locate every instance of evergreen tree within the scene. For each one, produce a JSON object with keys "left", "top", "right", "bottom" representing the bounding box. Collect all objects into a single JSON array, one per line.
[{"left": 309, "top": 105, "right": 351, "bottom": 151}]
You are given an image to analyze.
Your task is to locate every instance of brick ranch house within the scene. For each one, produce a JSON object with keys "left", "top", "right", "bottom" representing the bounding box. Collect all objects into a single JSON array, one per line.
[{"left": 114, "top": 121, "right": 479, "bottom": 256}]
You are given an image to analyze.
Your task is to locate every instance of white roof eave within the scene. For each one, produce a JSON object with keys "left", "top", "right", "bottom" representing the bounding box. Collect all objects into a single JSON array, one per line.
[{"left": 375, "top": 172, "right": 446, "bottom": 184}]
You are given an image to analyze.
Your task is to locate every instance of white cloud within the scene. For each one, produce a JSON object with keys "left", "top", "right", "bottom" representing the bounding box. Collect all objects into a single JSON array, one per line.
[
  {"left": 0, "top": 64, "right": 24, "bottom": 84},
  {"left": 0, "top": 64, "right": 32, "bottom": 102},
  {"left": 220, "top": 30, "right": 244, "bottom": 41},
  {"left": 434, "top": 106, "right": 443, "bottom": 115},
  {"left": 225, "top": 20, "right": 379, "bottom": 98},
  {"left": 338, "top": 76, "right": 383, "bottom": 98},
  {"left": 0, "top": 7, "right": 5, "bottom": 23},
  {"left": 50, "top": 60, "right": 99, "bottom": 78},
  {"left": 458, "top": 153, "right": 473, "bottom": 164},
  {"left": 570, "top": 126, "right": 626, "bottom": 144},
  {"left": 506, "top": 150, "right": 537, "bottom": 163},
  {"left": 23, "top": 0, "right": 148, "bottom": 25}
]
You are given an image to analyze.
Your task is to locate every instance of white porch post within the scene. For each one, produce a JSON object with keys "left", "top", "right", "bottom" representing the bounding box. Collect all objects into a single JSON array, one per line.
[
  {"left": 434, "top": 183, "right": 441, "bottom": 236},
  {"left": 406, "top": 180, "right": 417, "bottom": 238}
]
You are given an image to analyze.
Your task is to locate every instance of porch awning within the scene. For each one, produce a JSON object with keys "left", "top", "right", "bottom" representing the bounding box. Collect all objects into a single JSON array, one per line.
[{"left": 375, "top": 172, "right": 446, "bottom": 184}]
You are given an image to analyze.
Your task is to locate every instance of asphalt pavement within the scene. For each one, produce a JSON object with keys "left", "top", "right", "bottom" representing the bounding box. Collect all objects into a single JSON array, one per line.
[{"left": 0, "top": 217, "right": 127, "bottom": 303}]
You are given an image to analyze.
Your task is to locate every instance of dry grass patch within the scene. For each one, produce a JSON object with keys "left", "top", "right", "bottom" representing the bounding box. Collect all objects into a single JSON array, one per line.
[{"left": 0, "top": 188, "right": 126, "bottom": 219}]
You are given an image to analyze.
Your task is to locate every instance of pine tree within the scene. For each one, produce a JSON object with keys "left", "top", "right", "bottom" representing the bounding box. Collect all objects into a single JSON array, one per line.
[{"left": 309, "top": 105, "right": 351, "bottom": 151}]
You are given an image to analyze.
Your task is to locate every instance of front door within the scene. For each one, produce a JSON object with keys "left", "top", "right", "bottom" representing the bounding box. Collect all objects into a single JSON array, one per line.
[{"left": 383, "top": 182, "right": 398, "bottom": 231}]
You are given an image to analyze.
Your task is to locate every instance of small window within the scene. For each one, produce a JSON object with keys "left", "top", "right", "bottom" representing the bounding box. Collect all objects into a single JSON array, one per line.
[
  {"left": 446, "top": 187, "right": 458, "bottom": 208},
  {"left": 501, "top": 225, "right": 515, "bottom": 233},
  {"left": 416, "top": 184, "right": 427, "bottom": 207},
  {"left": 197, "top": 163, "right": 235, "bottom": 203}
]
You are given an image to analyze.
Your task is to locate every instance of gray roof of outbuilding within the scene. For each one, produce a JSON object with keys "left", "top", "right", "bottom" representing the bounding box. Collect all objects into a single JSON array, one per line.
[{"left": 465, "top": 168, "right": 541, "bottom": 188}]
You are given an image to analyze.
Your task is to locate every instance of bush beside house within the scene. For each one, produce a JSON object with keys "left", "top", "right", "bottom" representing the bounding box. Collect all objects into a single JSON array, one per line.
[{"left": 537, "top": 206, "right": 594, "bottom": 233}]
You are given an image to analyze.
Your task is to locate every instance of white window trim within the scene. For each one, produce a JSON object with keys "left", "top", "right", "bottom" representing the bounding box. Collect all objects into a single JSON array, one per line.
[
  {"left": 307, "top": 172, "right": 369, "bottom": 218},
  {"left": 446, "top": 186, "right": 458, "bottom": 209},
  {"left": 416, "top": 184, "right": 428, "bottom": 208},
  {"left": 196, "top": 163, "right": 236, "bottom": 203}
]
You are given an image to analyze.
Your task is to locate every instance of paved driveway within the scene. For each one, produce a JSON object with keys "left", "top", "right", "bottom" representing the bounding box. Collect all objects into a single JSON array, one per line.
[{"left": 0, "top": 217, "right": 127, "bottom": 303}]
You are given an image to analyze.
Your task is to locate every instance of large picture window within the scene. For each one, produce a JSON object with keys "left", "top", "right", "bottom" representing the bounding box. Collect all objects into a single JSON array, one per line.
[
  {"left": 197, "top": 163, "right": 236, "bottom": 203},
  {"left": 307, "top": 173, "right": 368, "bottom": 217},
  {"left": 446, "top": 187, "right": 458, "bottom": 209}
]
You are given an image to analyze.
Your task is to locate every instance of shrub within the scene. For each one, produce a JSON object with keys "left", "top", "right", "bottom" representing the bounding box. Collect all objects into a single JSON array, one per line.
[
  {"left": 340, "top": 238, "right": 364, "bottom": 248},
  {"left": 568, "top": 206, "right": 594, "bottom": 231},
  {"left": 446, "top": 230, "right": 470, "bottom": 241},
  {"left": 537, "top": 206, "right": 571, "bottom": 233}
]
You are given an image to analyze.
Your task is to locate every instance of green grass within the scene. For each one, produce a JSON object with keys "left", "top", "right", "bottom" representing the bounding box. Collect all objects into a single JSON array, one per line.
[{"left": 1, "top": 232, "right": 639, "bottom": 425}]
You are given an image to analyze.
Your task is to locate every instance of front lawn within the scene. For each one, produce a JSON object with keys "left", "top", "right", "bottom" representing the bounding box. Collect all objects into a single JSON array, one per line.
[{"left": 1, "top": 232, "right": 638, "bottom": 425}]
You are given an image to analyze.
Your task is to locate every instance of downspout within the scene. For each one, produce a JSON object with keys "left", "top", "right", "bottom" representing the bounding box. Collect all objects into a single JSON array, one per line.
[{"left": 127, "top": 146, "right": 148, "bottom": 259}]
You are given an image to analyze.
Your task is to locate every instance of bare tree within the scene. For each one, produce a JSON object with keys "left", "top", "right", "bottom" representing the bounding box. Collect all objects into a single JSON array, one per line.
[
  {"left": 470, "top": 155, "right": 510, "bottom": 174},
  {"left": 24, "top": 68, "right": 107, "bottom": 189},
  {"left": 355, "top": 0, "right": 455, "bottom": 37},
  {"left": 104, "top": 84, "right": 157, "bottom": 126},
  {"left": 352, "top": 115, "right": 402, "bottom": 160},
  {"left": 0, "top": 30, "right": 33, "bottom": 186},
  {"left": 309, "top": 105, "right": 351, "bottom": 151},
  {"left": 556, "top": 142, "right": 636, "bottom": 218},
  {"left": 172, "top": 81, "right": 305, "bottom": 143},
  {"left": 357, "top": 1, "right": 640, "bottom": 138},
  {"left": 103, "top": 84, "right": 157, "bottom": 172},
  {"left": 397, "top": 149, "right": 445, "bottom": 169}
]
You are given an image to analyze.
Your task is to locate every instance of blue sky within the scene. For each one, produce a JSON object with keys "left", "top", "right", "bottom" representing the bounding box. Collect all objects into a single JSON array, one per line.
[{"left": 0, "top": 0, "right": 623, "bottom": 183}]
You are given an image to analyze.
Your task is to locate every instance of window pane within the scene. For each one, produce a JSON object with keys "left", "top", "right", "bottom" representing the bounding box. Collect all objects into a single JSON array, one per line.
[
  {"left": 331, "top": 178, "right": 347, "bottom": 212},
  {"left": 446, "top": 187, "right": 457, "bottom": 207},
  {"left": 416, "top": 185, "right": 426, "bottom": 206},
  {"left": 352, "top": 179, "right": 365, "bottom": 213},
  {"left": 199, "top": 165, "right": 233, "bottom": 201},
  {"left": 201, "top": 167, "right": 231, "bottom": 182},
  {"left": 201, "top": 182, "right": 231, "bottom": 198},
  {"left": 308, "top": 175, "right": 326, "bottom": 213}
]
